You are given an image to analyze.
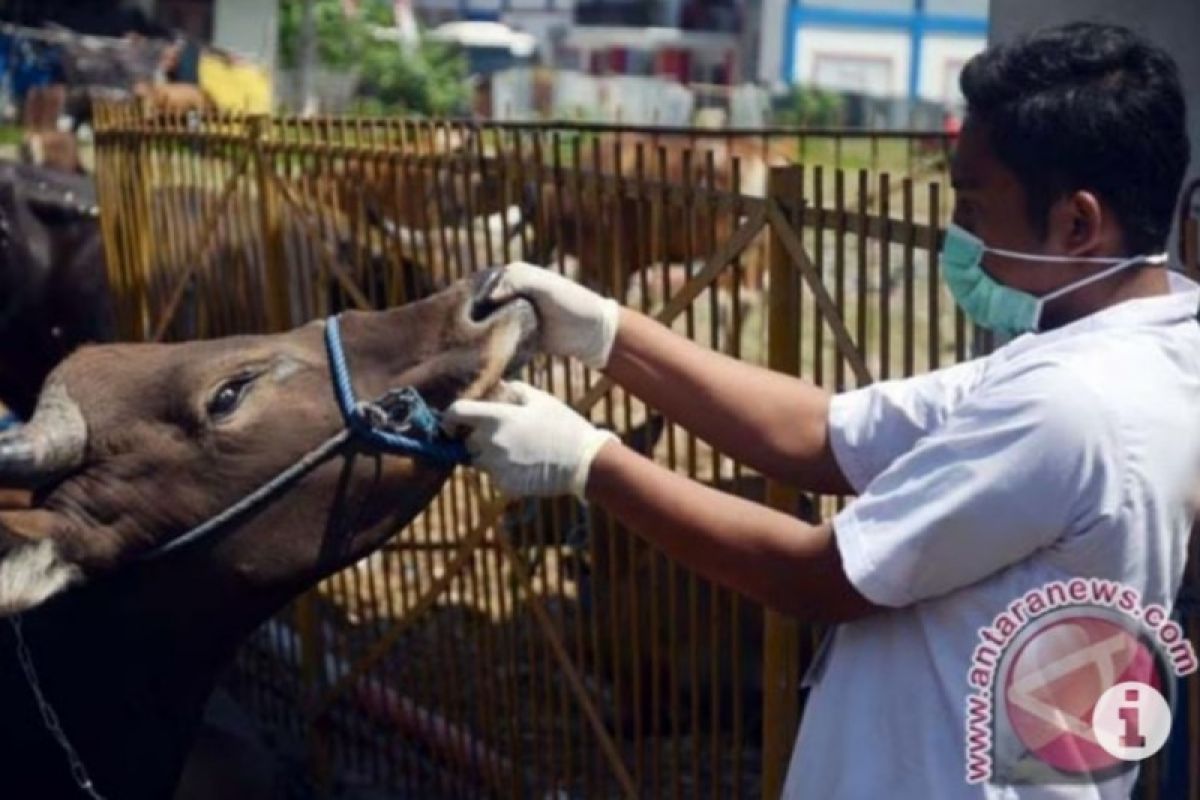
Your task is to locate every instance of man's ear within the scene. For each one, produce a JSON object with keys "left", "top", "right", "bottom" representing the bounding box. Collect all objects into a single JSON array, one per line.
[
  {"left": 0, "top": 510, "right": 84, "bottom": 616},
  {"left": 1051, "top": 190, "right": 1107, "bottom": 256}
]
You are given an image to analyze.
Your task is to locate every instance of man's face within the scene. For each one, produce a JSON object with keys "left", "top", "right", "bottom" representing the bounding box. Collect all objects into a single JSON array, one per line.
[{"left": 950, "top": 118, "right": 1076, "bottom": 296}]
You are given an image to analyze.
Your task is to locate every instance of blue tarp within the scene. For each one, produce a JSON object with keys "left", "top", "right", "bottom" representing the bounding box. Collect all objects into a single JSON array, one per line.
[{"left": 0, "top": 31, "right": 63, "bottom": 104}]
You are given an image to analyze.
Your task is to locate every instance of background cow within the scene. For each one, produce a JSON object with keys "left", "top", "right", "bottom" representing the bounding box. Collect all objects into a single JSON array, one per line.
[{"left": 0, "top": 161, "right": 112, "bottom": 420}]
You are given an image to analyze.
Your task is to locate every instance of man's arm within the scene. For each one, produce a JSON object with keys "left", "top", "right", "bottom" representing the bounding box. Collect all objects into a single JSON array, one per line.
[
  {"left": 484, "top": 263, "right": 853, "bottom": 494},
  {"left": 586, "top": 438, "right": 877, "bottom": 623},
  {"left": 606, "top": 308, "right": 854, "bottom": 495}
]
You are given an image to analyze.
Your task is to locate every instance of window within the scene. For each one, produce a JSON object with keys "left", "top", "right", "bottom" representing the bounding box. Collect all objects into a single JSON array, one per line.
[
  {"left": 799, "top": 0, "right": 913, "bottom": 14},
  {"left": 925, "top": 0, "right": 989, "bottom": 16}
]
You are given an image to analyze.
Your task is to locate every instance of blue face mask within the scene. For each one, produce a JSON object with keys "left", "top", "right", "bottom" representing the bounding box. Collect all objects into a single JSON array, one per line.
[{"left": 940, "top": 223, "right": 1169, "bottom": 337}]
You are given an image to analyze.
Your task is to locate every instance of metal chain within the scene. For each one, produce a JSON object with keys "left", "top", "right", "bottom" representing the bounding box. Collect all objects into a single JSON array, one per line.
[{"left": 8, "top": 615, "right": 108, "bottom": 799}]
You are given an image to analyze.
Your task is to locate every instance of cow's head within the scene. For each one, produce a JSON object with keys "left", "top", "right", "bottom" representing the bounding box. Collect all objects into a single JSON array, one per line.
[{"left": 0, "top": 273, "right": 536, "bottom": 616}]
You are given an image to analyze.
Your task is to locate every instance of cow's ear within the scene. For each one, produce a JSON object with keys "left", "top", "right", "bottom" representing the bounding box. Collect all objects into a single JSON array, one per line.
[
  {"left": 0, "top": 509, "right": 70, "bottom": 540},
  {"left": 0, "top": 489, "right": 32, "bottom": 510},
  {"left": 0, "top": 510, "right": 83, "bottom": 616}
]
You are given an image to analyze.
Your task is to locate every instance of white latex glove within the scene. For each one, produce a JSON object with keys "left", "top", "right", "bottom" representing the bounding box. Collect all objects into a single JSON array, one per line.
[
  {"left": 488, "top": 262, "right": 620, "bottom": 369},
  {"left": 443, "top": 381, "right": 617, "bottom": 499}
]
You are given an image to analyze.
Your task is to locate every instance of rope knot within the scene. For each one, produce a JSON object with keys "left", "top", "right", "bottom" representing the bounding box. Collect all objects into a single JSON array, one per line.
[{"left": 325, "top": 316, "right": 469, "bottom": 467}]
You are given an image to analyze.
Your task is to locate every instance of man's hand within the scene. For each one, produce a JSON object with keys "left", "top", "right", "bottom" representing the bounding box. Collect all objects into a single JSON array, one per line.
[
  {"left": 487, "top": 263, "right": 619, "bottom": 368},
  {"left": 481, "top": 263, "right": 852, "bottom": 496},
  {"left": 444, "top": 381, "right": 617, "bottom": 498}
]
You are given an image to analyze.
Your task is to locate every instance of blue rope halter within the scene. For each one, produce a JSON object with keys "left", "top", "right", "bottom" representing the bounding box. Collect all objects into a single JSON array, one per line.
[
  {"left": 324, "top": 314, "right": 469, "bottom": 467},
  {"left": 144, "top": 315, "right": 468, "bottom": 559}
]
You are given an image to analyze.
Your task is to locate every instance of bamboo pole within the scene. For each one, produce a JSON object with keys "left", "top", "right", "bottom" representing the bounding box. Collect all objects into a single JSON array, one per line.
[
  {"left": 761, "top": 165, "right": 805, "bottom": 799},
  {"left": 251, "top": 115, "right": 291, "bottom": 334},
  {"left": 252, "top": 112, "right": 330, "bottom": 789}
]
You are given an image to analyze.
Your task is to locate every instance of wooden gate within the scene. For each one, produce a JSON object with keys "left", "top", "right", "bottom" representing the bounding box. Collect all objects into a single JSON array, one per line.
[{"left": 92, "top": 106, "right": 1198, "bottom": 799}]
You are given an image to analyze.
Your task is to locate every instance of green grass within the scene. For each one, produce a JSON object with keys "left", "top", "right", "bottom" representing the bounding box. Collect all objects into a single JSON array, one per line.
[{"left": 0, "top": 125, "right": 23, "bottom": 147}]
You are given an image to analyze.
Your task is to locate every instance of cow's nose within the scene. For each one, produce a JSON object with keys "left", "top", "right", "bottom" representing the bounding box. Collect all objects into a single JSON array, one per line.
[{"left": 469, "top": 267, "right": 507, "bottom": 322}]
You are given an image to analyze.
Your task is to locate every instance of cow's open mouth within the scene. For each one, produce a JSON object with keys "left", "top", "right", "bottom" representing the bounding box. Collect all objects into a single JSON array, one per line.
[
  {"left": 491, "top": 296, "right": 538, "bottom": 380},
  {"left": 468, "top": 268, "right": 539, "bottom": 336},
  {"left": 468, "top": 267, "right": 508, "bottom": 322},
  {"left": 461, "top": 270, "right": 539, "bottom": 401}
]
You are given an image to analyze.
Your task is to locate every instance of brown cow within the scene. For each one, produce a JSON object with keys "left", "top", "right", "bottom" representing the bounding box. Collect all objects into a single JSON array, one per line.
[
  {"left": 294, "top": 128, "right": 533, "bottom": 293},
  {"left": 537, "top": 133, "right": 783, "bottom": 291},
  {"left": 300, "top": 126, "right": 479, "bottom": 231},
  {"left": 0, "top": 273, "right": 535, "bottom": 798},
  {"left": 20, "top": 86, "right": 83, "bottom": 173},
  {"left": 133, "top": 81, "right": 214, "bottom": 116},
  {"left": 519, "top": 133, "right": 784, "bottom": 349}
]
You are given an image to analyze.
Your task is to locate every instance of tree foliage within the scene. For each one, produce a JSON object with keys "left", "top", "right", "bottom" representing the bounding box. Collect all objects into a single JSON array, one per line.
[
  {"left": 353, "top": 39, "right": 468, "bottom": 117},
  {"left": 278, "top": 0, "right": 469, "bottom": 116},
  {"left": 774, "top": 86, "right": 845, "bottom": 127}
]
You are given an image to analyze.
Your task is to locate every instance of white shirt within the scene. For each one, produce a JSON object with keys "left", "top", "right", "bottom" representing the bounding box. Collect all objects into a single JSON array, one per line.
[{"left": 783, "top": 272, "right": 1200, "bottom": 799}]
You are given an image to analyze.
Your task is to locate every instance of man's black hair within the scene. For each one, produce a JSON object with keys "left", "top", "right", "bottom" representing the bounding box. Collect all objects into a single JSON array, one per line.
[{"left": 960, "top": 22, "right": 1190, "bottom": 254}]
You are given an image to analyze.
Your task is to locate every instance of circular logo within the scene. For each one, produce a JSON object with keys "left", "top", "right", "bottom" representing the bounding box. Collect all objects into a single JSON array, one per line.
[
  {"left": 1092, "top": 681, "right": 1173, "bottom": 761},
  {"left": 1002, "top": 614, "right": 1165, "bottom": 775}
]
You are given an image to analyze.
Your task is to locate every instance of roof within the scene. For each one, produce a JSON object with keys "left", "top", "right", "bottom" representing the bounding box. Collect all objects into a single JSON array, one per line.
[
  {"left": 426, "top": 21, "right": 538, "bottom": 57},
  {"left": 562, "top": 26, "right": 737, "bottom": 52}
]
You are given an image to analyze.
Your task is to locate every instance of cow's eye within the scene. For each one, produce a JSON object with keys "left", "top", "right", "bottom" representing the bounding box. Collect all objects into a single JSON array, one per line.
[{"left": 207, "top": 375, "right": 256, "bottom": 420}]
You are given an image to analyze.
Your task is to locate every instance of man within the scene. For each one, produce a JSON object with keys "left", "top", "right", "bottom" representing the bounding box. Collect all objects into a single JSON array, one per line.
[{"left": 445, "top": 23, "right": 1197, "bottom": 797}]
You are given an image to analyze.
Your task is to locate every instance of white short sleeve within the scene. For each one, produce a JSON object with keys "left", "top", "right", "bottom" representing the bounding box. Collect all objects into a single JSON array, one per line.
[
  {"left": 829, "top": 358, "right": 986, "bottom": 492},
  {"left": 832, "top": 362, "right": 1124, "bottom": 608}
]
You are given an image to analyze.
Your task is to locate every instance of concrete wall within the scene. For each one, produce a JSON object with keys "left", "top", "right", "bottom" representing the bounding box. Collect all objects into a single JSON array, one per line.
[
  {"left": 989, "top": 0, "right": 1200, "bottom": 259},
  {"left": 919, "top": 33, "right": 983, "bottom": 105},
  {"left": 757, "top": 0, "right": 788, "bottom": 85},
  {"left": 212, "top": 0, "right": 277, "bottom": 70}
]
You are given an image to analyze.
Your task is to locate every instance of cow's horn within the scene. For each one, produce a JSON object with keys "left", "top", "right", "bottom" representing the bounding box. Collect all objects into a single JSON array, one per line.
[{"left": 0, "top": 379, "right": 86, "bottom": 486}]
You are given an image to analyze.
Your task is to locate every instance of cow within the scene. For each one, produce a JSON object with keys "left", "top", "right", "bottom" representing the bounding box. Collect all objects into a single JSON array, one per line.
[
  {"left": 0, "top": 272, "right": 537, "bottom": 799},
  {"left": 312, "top": 126, "right": 477, "bottom": 231},
  {"left": 132, "top": 81, "right": 214, "bottom": 116},
  {"left": 290, "top": 127, "right": 539, "bottom": 294},
  {"left": 19, "top": 85, "right": 85, "bottom": 174},
  {"left": 530, "top": 132, "right": 782, "bottom": 290},
  {"left": 337, "top": 132, "right": 777, "bottom": 349},
  {"left": 374, "top": 204, "right": 532, "bottom": 288},
  {"left": 505, "top": 133, "right": 783, "bottom": 351},
  {"left": 0, "top": 161, "right": 113, "bottom": 420}
]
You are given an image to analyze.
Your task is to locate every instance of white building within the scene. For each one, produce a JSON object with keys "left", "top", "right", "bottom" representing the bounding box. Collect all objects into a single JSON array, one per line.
[{"left": 759, "top": 0, "right": 988, "bottom": 108}]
